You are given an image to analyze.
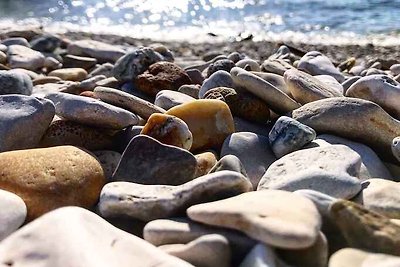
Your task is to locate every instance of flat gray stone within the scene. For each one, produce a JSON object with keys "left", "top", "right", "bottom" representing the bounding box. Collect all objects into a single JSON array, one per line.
[
  {"left": 199, "top": 70, "right": 234, "bottom": 98},
  {"left": 45, "top": 92, "right": 139, "bottom": 129},
  {"left": 155, "top": 90, "right": 196, "bottom": 110},
  {"left": 298, "top": 51, "right": 345, "bottom": 82},
  {"left": 252, "top": 71, "right": 291, "bottom": 96},
  {"left": 261, "top": 59, "right": 293, "bottom": 76},
  {"left": 7, "top": 44, "right": 45, "bottom": 70},
  {"left": 99, "top": 170, "right": 252, "bottom": 221},
  {"left": 0, "top": 189, "right": 26, "bottom": 241},
  {"left": 1, "top": 37, "right": 30, "bottom": 47},
  {"left": 236, "top": 58, "right": 260, "bottom": 72},
  {"left": 208, "top": 154, "right": 247, "bottom": 177},
  {"left": 0, "top": 70, "right": 32, "bottom": 95},
  {"left": 258, "top": 145, "right": 362, "bottom": 199},
  {"left": 67, "top": 39, "right": 125, "bottom": 63},
  {"left": 0, "top": 95, "right": 55, "bottom": 152}
]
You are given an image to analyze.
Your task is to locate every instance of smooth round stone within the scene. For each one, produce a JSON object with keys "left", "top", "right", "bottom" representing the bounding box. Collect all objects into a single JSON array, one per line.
[
  {"left": 284, "top": 68, "right": 342, "bottom": 104},
  {"left": 93, "top": 86, "right": 165, "bottom": 120},
  {"left": 0, "top": 146, "right": 105, "bottom": 220},
  {"left": 95, "top": 76, "right": 120, "bottom": 88},
  {"left": 135, "top": 62, "right": 192, "bottom": 97},
  {"left": 187, "top": 190, "right": 321, "bottom": 249},
  {"left": 7, "top": 44, "right": 45, "bottom": 70},
  {"left": 207, "top": 59, "right": 235, "bottom": 77},
  {"left": 48, "top": 68, "right": 88, "bottom": 81},
  {"left": 141, "top": 113, "right": 193, "bottom": 150},
  {"left": 346, "top": 75, "right": 400, "bottom": 118},
  {"left": 194, "top": 152, "right": 218, "bottom": 178},
  {"left": 236, "top": 58, "right": 261, "bottom": 72},
  {"left": 199, "top": 70, "right": 234, "bottom": 98},
  {"left": 342, "top": 76, "right": 361, "bottom": 94},
  {"left": 185, "top": 55, "right": 228, "bottom": 73},
  {"left": 291, "top": 97, "right": 400, "bottom": 159},
  {"left": 44, "top": 56, "right": 62, "bottom": 71},
  {"left": 113, "top": 47, "right": 163, "bottom": 82},
  {"left": 231, "top": 67, "right": 300, "bottom": 114},
  {"left": 30, "top": 34, "right": 60, "bottom": 53},
  {"left": 39, "top": 119, "right": 114, "bottom": 151},
  {"left": 1, "top": 37, "right": 30, "bottom": 47},
  {"left": 99, "top": 170, "right": 252, "bottom": 221},
  {"left": 329, "top": 248, "right": 400, "bottom": 267},
  {"left": 392, "top": 137, "right": 400, "bottom": 162},
  {"left": 258, "top": 145, "right": 362, "bottom": 199},
  {"left": 160, "top": 234, "right": 231, "bottom": 267},
  {"left": 63, "top": 54, "right": 98, "bottom": 69},
  {"left": 112, "top": 135, "right": 196, "bottom": 185},
  {"left": 261, "top": 58, "right": 293, "bottom": 76},
  {"left": 67, "top": 39, "right": 125, "bottom": 63},
  {"left": 330, "top": 200, "right": 400, "bottom": 256},
  {"left": 233, "top": 117, "right": 271, "bottom": 136},
  {"left": 0, "top": 189, "right": 27, "bottom": 241},
  {"left": 92, "top": 150, "right": 121, "bottom": 181},
  {"left": 0, "top": 51, "right": 6, "bottom": 64},
  {"left": 269, "top": 45, "right": 291, "bottom": 60},
  {"left": 390, "top": 64, "right": 400, "bottom": 76},
  {"left": 252, "top": 71, "right": 291, "bottom": 96},
  {"left": 33, "top": 76, "right": 62, "bottom": 85},
  {"left": 0, "top": 95, "right": 54, "bottom": 152},
  {"left": 294, "top": 189, "right": 336, "bottom": 217},
  {"left": 208, "top": 154, "right": 247, "bottom": 177},
  {"left": 314, "top": 74, "right": 344, "bottom": 94},
  {"left": 354, "top": 179, "right": 400, "bottom": 219},
  {"left": 269, "top": 116, "right": 316, "bottom": 158},
  {"left": 298, "top": 51, "right": 345, "bottom": 82},
  {"left": 88, "top": 62, "right": 114, "bottom": 78},
  {"left": 144, "top": 217, "right": 256, "bottom": 264},
  {"left": 0, "top": 207, "right": 192, "bottom": 267},
  {"left": 155, "top": 90, "right": 196, "bottom": 110},
  {"left": 186, "top": 69, "right": 204, "bottom": 85},
  {"left": 178, "top": 84, "right": 200, "bottom": 98},
  {"left": 31, "top": 80, "right": 82, "bottom": 97},
  {"left": 45, "top": 92, "right": 139, "bottom": 129},
  {"left": 221, "top": 132, "right": 276, "bottom": 189},
  {"left": 0, "top": 44, "right": 6, "bottom": 52},
  {"left": 239, "top": 243, "right": 280, "bottom": 267},
  {"left": 0, "top": 70, "right": 32, "bottom": 95},
  {"left": 166, "top": 99, "right": 235, "bottom": 152}
]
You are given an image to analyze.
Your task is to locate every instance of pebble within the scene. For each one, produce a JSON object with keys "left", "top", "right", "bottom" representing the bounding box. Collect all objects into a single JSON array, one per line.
[
  {"left": 392, "top": 136, "right": 400, "bottom": 162},
  {"left": 252, "top": 71, "right": 291, "bottom": 96},
  {"left": 166, "top": 99, "right": 235, "bottom": 151},
  {"left": 99, "top": 170, "right": 252, "bottom": 221},
  {"left": 284, "top": 68, "right": 342, "bottom": 104},
  {"left": 341, "top": 76, "right": 361, "bottom": 94},
  {"left": 239, "top": 243, "right": 280, "bottom": 267},
  {"left": 258, "top": 145, "right": 362, "bottom": 199},
  {"left": 30, "top": 34, "right": 60, "bottom": 53},
  {"left": 0, "top": 69, "right": 32, "bottom": 95},
  {"left": 298, "top": 51, "right": 345, "bottom": 82},
  {"left": 0, "top": 189, "right": 27, "bottom": 241},
  {"left": 45, "top": 92, "right": 139, "bottom": 129},
  {"left": 346, "top": 74, "right": 400, "bottom": 118},
  {"left": 112, "top": 135, "right": 196, "bottom": 184},
  {"left": 44, "top": 56, "right": 62, "bottom": 71},
  {"left": 231, "top": 67, "right": 300, "bottom": 114},
  {"left": 208, "top": 154, "right": 247, "bottom": 177},
  {"left": 48, "top": 67, "right": 88, "bottom": 81},
  {"left": 63, "top": 54, "right": 98, "bottom": 69},
  {"left": 221, "top": 132, "right": 276, "bottom": 189},
  {"left": 199, "top": 70, "right": 234, "bottom": 98},
  {"left": 88, "top": 62, "right": 114, "bottom": 78},
  {"left": 269, "top": 116, "right": 316, "bottom": 158},
  {"left": 194, "top": 151, "right": 218, "bottom": 177},
  {"left": 329, "top": 248, "right": 400, "bottom": 267},
  {"left": 233, "top": 116, "right": 271, "bottom": 136},
  {"left": 291, "top": 97, "right": 400, "bottom": 159},
  {"left": 0, "top": 51, "right": 6, "bottom": 64},
  {"left": 155, "top": 90, "right": 196, "bottom": 110},
  {"left": 92, "top": 150, "right": 121, "bottom": 181},
  {"left": 7, "top": 44, "right": 45, "bottom": 70},
  {"left": 236, "top": 58, "right": 261, "bottom": 72},
  {"left": 390, "top": 63, "right": 400, "bottom": 76},
  {"left": 187, "top": 190, "right": 321, "bottom": 249},
  {"left": 314, "top": 74, "right": 344, "bottom": 94},
  {"left": 261, "top": 58, "right": 293, "bottom": 75},
  {"left": 93, "top": 86, "right": 166, "bottom": 119},
  {"left": 207, "top": 59, "right": 235, "bottom": 77},
  {"left": 67, "top": 39, "right": 125, "bottom": 63},
  {"left": 186, "top": 69, "right": 204, "bottom": 85},
  {"left": 113, "top": 47, "right": 163, "bottom": 82},
  {"left": 0, "top": 146, "right": 105, "bottom": 220},
  {"left": 0, "top": 207, "right": 193, "bottom": 267},
  {"left": 179, "top": 84, "right": 201, "bottom": 98},
  {"left": 1, "top": 37, "right": 30, "bottom": 47},
  {"left": 141, "top": 113, "right": 193, "bottom": 150},
  {"left": 0, "top": 95, "right": 54, "bottom": 152},
  {"left": 160, "top": 234, "right": 231, "bottom": 267}
]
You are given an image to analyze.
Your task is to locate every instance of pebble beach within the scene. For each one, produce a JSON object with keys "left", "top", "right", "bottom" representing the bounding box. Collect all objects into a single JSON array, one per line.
[{"left": 0, "top": 17, "right": 400, "bottom": 267}]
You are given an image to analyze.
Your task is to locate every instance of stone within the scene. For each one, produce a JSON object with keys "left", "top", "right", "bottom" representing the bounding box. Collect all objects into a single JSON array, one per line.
[
  {"left": 67, "top": 39, "right": 125, "bottom": 63},
  {"left": 185, "top": 55, "right": 228, "bottom": 73},
  {"left": 261, "top": 58, "right": 293, "bottom": 76},
  {"left": 194, "top": 152, "right": 218, "bottom": 177},
  {"left": 93, "top": 150, "right": 121, "bottom": 181},
  {"left": 155, "top": 90, "right": 196, "bottom": 110},
  {"left": 258, "top": 145, "right": 362, "bottom": 199},
  {"left": 207, "top": 59, "right": 235, "bottom": 77},
  {"left": 99, "top": 170, "right": 252, "bottom": 221},
  {"left": 93, "top": 86, "right": 166, "bottom": 120},
  {"left": 0, "top": 51, "right": 6, "bottom": 64},
  {"left": 30, "top": 34, "right": 60, "bottom": 53},
  {"left": 95, "top": 76, "right": 120, "bottom": 88},
  {"left": 45, "top": 92, "right": 139, "bottom": 129},
  {"left": 199, "top": 70, "right": 234, "bottom": 98},
  {"left": 231, "top": 67, "right": 300, "bottom": 114},
  {"left": 135, "top": 62, "right": 192, "bottom": 96},
  {"left": 346, "top": 75, "right": 400, "bottom": 119},
  {"left": 239, "top": 243, "right": 284, "bottom": 267},
  {"left": 1, "top": 37, "right": 30, "bottom": 47},
  {"left": 0, "top": 189, "right": 26, "bottom": 241},
  {"left": 236, "top": 58, "right": 261, "bottom": 72},
  {"left": 390, "top": 64, "right": 400, "bottom": 76},
  {"left": 221, "top": 132, "right": 276, "bottom": 189},
  {"left": 252, "top": 71, "right": 291, "bottom": 96},
  {"left": 48, "top": 68, "right": 88, "bottom": 81},
  {"left": 166, "top": 99, "right": 235, "bottom": 152},
  {"left": 187, "top": 190, "right": 321, "bottom": 249},
  {"left": 392, "top": 136, "right": 400, "bottom": 162},
  {"left": 186, "top": 69, "right": 204, "bottom": 85},
  {"left": 330, "top": 200, "right": 400, "bottom": 256},
  {"left": 179, "top": 84, "right": 200, "bottom": 98},
  {"left": 284, "top": 68, "right": 342, "bottom": 104},
  {"left": 112, "top": 125, "right": 143, "bottom": 153},
  {"left": 112, "top": 135, "right": 196, "bottom": 185},
  {"left": 44, "top": 56, "right": 62, "bottom": 71},
  {"left": 33, "top": 76, "right": 63, "bottom": 85},
  {"left": 208, "top": 154, "right": 247, "bottom": 177},
  {"left": 0, "top": 70, "right": 32, "bottom": 95},
  {"left": 63, "top": 54, "right": 97, "bottom": 69},
  {"left": 89, "top": 62, "right": 114, "bottom": 78},
  {"left": 233, "top": 117, "right": 271, "bottom": 136},
  {"left": 0, "top": 146, "right": 105, "bottom": 220},
  {"left": 269, "top": 116, "right": 316, "bottom": 158},
  {"left": 0, "top": 207, "right": 193, "bottom": 267},
  {"left": 291, "top": 97, "right": 400, "bottom": 159},
  {"left": 329, "top": 248, "right": 400, "bottom": 267},
  {"left": 0, "top": 95, "right": 54, "bottom": 152},
  {"left": 354, "top": 179, "right": 400, "bottom": 219},
  {"left": 204, "top": 87, "right": 270, "bottom": 123},
  {"left": 342, "top": 76, "right": 361, "bottom": 94},
  {"left": 294, "top": 189, "right": 336, "bottom": 218},
  {"left": 160, "top": 234, "right": 231, "bottom": 267},
  {"left": 113, "top": 47, "right": 163, "bottom": 82},
  {"left": 298, "top": 51, "right": 345, "bottom": 82},
  {"left": 314, "top": 74, "right": 344, "bottom": 94},
  {"left": 39, "top": 119, "right": 114, "bottom": 151},
  {"left": 7, "top": 44, "right": 45, "bottom": 70},
  {"left": 141, "top": 113, "right": 193, "bottom": 150}
]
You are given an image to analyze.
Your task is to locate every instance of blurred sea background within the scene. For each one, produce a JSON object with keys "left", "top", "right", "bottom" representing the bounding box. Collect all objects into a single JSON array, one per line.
[{"left": 0, "top": 0, "right": 399, "bottom": 45}]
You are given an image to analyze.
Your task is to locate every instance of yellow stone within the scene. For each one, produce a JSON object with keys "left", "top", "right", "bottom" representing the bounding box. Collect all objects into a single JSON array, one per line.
[
  {"left": 48, "top": 68, "right": 88, "bottom": 81},
  {"left": 194, "top": 151, "right": 218, "bottom": 177},
  {"left": 167, "top": 100, "right": 235, "bottom": 151}
]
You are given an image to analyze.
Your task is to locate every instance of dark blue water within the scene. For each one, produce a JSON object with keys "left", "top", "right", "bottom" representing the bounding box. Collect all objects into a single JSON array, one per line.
[{"left": 0, "top": 0, "right": 399, "bottom": 44}]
